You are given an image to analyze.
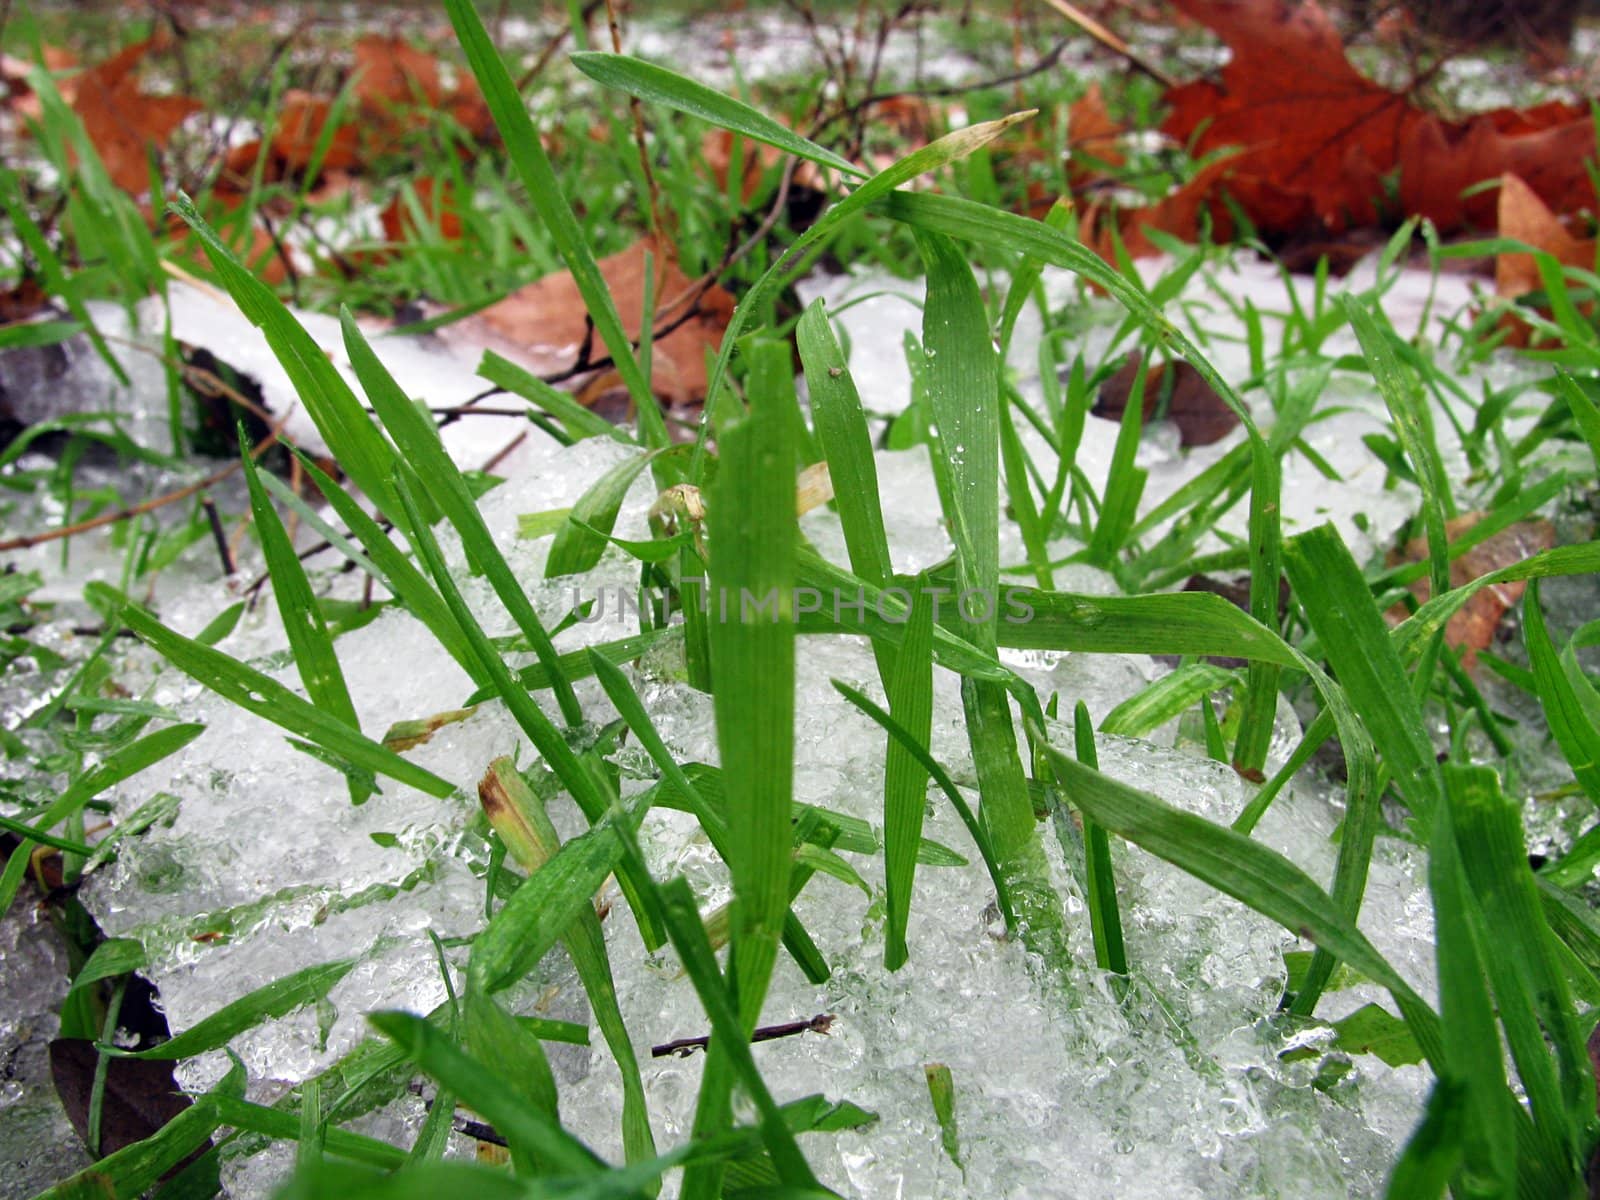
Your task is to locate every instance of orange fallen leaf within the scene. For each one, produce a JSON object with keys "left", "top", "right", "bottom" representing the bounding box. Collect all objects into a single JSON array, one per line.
[
  {"left": 1094, "top": 349, "right": 1243, "bottom": 446},
  {"left": 1493, "top": 173, "right": 1596, "bottom": 346},
  {"left": 352, "top": 35, "right": 444, "bottom": 113},
  {"left": 66, "top": 37, "right": 201, "bottom": 195},
  {"left": 1163, "top": 0, "right": 1421, "bottom": 233},
  {"left": 270, "top": 90, "right": 360, "bottom": 171},
  {"left": 441, "top": 237, "right": 735, "bottom": 414},
  {"left": 380, "top": 177, "right": 463, "bottom": 243},
  {"left": 1066, "top": 82, "right": 1124, "bottom": 186},
  {"left": 1138, "top": 0, "right": 1598, "bottom": 254},
  {"left": 1395, "top": 513, "right": 1557, "bottom": 666}
]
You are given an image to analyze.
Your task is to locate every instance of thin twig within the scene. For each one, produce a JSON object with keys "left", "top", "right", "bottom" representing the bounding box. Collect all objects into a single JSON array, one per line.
[
  {"left": 200, "top": 494, "right": 235, "bottom": 576},
  {"left": 1035, "top": 0, "right": 1176, "bottom": 88},
  {"left": 0, "top": 432, "right": 283, "bottom": 553},
  {"left": 651, "top": 1013, "right": 836, "bottom": 1059},
  {"left": 605, "top": 0, "right": 668, "bottom": 242}
]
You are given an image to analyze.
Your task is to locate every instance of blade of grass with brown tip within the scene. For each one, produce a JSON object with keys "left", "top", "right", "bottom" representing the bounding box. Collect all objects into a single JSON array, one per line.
[
  {"left": 107, "top": 595, "right": 454, "bottom": 799},
  {"left": 478, "top": 759, "right": 656, "bottom": 1173}
]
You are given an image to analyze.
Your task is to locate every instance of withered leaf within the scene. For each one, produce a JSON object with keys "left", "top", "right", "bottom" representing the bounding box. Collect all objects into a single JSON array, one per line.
[
  {"left": 50, "top": 1038, "right": 195, "bottom": 1158},
  {"left": 1396, "top": 513, "right": 1557, "bottom": 666},
  {"left": 1094, "top": 351, "right": 1243, "bottom": 446}
]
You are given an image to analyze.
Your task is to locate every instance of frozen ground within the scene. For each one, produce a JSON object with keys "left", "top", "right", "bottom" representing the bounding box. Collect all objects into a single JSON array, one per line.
[{"left": 0, "top": 246, "right": 1570, "bottom": 1197}]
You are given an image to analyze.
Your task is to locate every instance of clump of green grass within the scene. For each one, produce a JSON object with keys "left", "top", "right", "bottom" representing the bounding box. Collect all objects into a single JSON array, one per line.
[{"left": 5, "top": 3, "right": 1600, "bottom": 1199}]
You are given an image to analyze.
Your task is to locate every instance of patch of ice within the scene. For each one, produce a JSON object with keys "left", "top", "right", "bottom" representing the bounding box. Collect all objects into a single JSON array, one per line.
[{"left": 70, "top": 412, "right": 1441, "bottom": 1197}]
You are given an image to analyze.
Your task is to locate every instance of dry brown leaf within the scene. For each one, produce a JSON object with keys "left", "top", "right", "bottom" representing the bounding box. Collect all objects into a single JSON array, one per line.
[
  {"left": 1135, "top": 0, "right": 1598, "bottom": 255},
  {"left": 1396, "top": 513, "right": 1557, "bottom": 666},
  {"left": 442, "top": 237, "right": 735, "bottom": 414},
  {"left": 1162, "top": 0, "right": 1421, "bottom": 233},
  {"left": 1066, "top": 82, "right": 1125, "bottom": 185},
  {"left": 380, "top": 177, "right": 463, "bottom": 243},
  {"left": 1094, "top": 350, "right": 1243, "bottom": 446},
  {"left": 352, "top": 34, "right": 444, "bottom": 113},
  {"left": 1492, "top": 172, "right": 1595, "bottom": 346},
  {"left": 1495, "top": 173, "right": 1594, "bottom": 299},
  {"left": 65, "top": 37, "right": 201, "bottom": 194},
  {"left": 270, "top": 90, "right": 360, "bottom": 171}
]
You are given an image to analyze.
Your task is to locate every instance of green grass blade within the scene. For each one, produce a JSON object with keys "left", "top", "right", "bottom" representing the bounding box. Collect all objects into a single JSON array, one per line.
[
  {"left": 1525, "top": 580, "right": 1600, "bottom": 809},
  {"left": 341, "top": 311, "right": 584, "bottom": 726},
  {"left": 117, "top": 959, "right": 356, "bottom": 1060},
  {"left": 881, "top": 582, "right": 935, "bottom": 970},
  {"left": 1425, "top": 795, "right": 1518, "bottom": 1192},
  {"left": 1037, "top": 738, "right": 1445, "bottom": 1069},
  {"left": 476, "top": 351, "right": 633, "bottom": 445},
  {"left": 706, "top": 356, "right": 796, "bottom": 1026},
  {"left": 917, "top": 231, "right": 998, "bottom": 620},
  {"left": 1282, "top": 524, "right": 1416, "bottom": 1014},
  {"left": 389, "top": 475, "right": 663, "bottom": 950},
  {"left": 208, "top": 1096, "right": 407, "bottom": 1168},
  {"left": 443, "top": 0, "right": 666, "bottom": 449},
  {"left": 546, "top": 449, "right": 661, "bottom": 578},
  {"left": 924, "top": 1063, "right": 962, "bottom": 1172},
  {"left": 641, "top": 759, "right": 967, "bottom": 869},
  {"left": 1447, "top": 765, "right": 1593, "bottom": 1151},
  {"left": 1086, "top": 353, "right": 1148, "bottom": 566},
  {"left": 274, "top": 1161, "right": 547, "bottom": 1199},
  {"left": 463, "top": 988, "right": 560, "bottom": 1150},
  {"left": 1072, "top": 704, "right": 1126, "bottom": 976},
  {"left": 881, "top": 189, "right": 1285, "bottom": 774},
  {"left": 466, "top": 628, "right": 678, "bottom": 704},
  {"left": 0, "top": 722, "right": 205, "bottom": 913},
  {"left": 655, "top": 876, "right": 823, "bottom": 1192},
  {"left": 1383, "top": 1081, "right": 1465, "bottom": 1200},
  {"left": 0, "top": 169, "right": 127, "bottom": 385},
  {"left": 1553, "top": 371, "right": 1600, "bottom": 471},
  {"left": 571, "top": 52, "right": 863, "bottom": 177},
  {"left": 290, "top": 450, "right": 488, "bottom": 688},
  {"left": 918, "top": 228, "right": 1056, "bottom": 950},
  {"left": 586, "top": 651, "right": 830, "bottom": 982},
  {"left": 1396, "top": 543, "right": 1600, "bottom": 659},
  {"left": 1287, "top": 524, "right": 1442, "bottom": 817},
  {"left": 33, "top": 1080, "right": 235, "bottom": 1200},
  {"left": 169, "top": 195, "right": 402, "bottom": 518},
  {"left": 110, "top": 596, "right": 454, "bottom": 799},
  {"left": 1341, "top": 295, "right": 1453, "bottom": 599},
  {"left": 1099, "top": 664, "right": 1237, "bottom": 739},
  {"left": 368, "top": 1010, "right": 602, "bottom": 1177},
  {"left": 796, "top": 298, "right": 895, "bottom": 684},
  {"left": 242, "top": 445, "right": 369, "bottom": 805},
  {"left": 1000, "top": 588, "right": 1300, "bottom": 664}
]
